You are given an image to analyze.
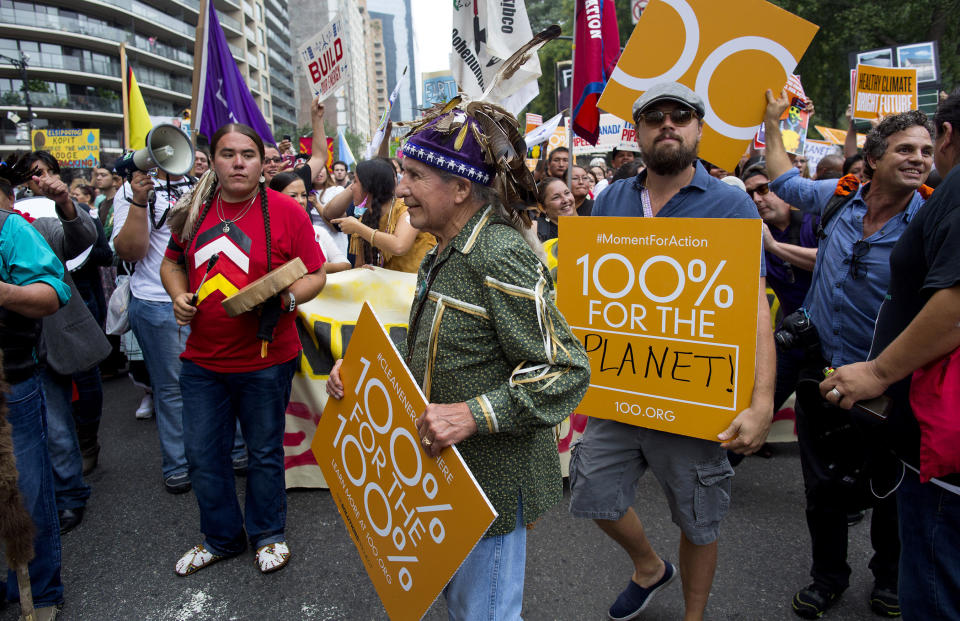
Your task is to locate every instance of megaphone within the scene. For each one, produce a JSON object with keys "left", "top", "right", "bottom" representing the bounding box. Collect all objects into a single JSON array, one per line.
[{"left": 114, "top": 124, "right": 195, "bottom": 178}]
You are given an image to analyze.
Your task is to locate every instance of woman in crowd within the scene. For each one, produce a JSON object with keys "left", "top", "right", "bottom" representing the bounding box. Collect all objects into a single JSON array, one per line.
[
  {"left": 160, "top": 123, "right": 325, "bottom": 576},
  {"left": 269, "top": 171, "right": 350, "bottom": 273},
  {"left": 535, "top": 176, "right": 577, "bottom": 242},
  {"left": 323, "top": 157, "right": 430, "bottom": 271},
  {"left": 570, "top": 166, "right": 594, "bottom": 216},
  {"left": 843, "top": 153, "right": 867, "bottom": 183},
  {"left": 70, "top": 184, "right": 95, "bottom": 206},
  {"left": 308, "top": 164, "right": 345, "bottom": 223}
]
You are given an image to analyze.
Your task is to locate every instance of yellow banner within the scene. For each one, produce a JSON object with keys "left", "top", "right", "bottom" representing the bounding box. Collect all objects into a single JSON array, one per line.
[
  {"left": 556, "top": 217, "right": 761, "bottom": 441},
  {"left": 285, "top": 268, "right": 417, "bottom": 488},
  {"left": 313, "top": 303, "right": 496, "bottom": 621},
  {"left": 30, "top": 129, "right": 100, "bottom": 168},
  {"left": 852, "top": 64, "right": 918, "bottom": 121},
  {"left": 597, "top": 0, "right": 818, "bottom": 171}
]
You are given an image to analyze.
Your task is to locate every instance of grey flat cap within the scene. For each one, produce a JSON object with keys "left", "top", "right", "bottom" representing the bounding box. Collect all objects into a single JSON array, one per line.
[{"left": 632, "top": 82, "right": 705, "bottom": 120}]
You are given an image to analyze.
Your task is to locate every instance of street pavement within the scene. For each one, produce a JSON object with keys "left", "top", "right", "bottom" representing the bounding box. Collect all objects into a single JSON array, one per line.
[{"left": 1, "top": 376, "right": 885, "bottom": 620}]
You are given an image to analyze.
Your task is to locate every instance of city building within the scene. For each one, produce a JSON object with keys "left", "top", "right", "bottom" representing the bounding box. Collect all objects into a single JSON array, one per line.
[
  {"left": 367, "top": 0, "right": 416, "bottom": 123},
  {"left": 0, "top": 0, "right": 294, "bottom": 163},
  {"left": 290, "top": 0, "right": 394, "bottom": 142}
]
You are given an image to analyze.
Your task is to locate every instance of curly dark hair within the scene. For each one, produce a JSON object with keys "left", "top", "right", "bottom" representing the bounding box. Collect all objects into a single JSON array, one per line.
[
  {"left": 862, "top": 110, "right": 934, "bottom": 179},
  {"left": 934, "top": 87, "right": 960, "bottom": 140}
]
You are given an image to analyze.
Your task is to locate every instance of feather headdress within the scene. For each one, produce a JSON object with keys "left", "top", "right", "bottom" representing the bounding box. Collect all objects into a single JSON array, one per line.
[
  {"left": 167, "top": 168, "right": 217, "bottom": 241},
  {"left": 399, "top": 25, "right": 561, "bottom": 225}
]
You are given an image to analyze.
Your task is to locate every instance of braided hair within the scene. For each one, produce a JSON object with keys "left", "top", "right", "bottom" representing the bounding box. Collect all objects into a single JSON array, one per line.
[
  {"left": 353, "top": 158, "right": 396, "bottom": 266},
  {"left": 181, "top": 124, "right": 272, "bottom": 276}
]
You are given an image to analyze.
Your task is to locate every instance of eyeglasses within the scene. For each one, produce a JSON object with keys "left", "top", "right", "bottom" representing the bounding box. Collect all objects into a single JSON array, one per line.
[
  {"left": 845, "top": 239, "right": 871, "bottom": 279},
  {"left": 747, "top": 183, "right": 770, "bottom": 199},
  {"left": 571, "top": 176, "right": 591, "bottom": 182},
  {"left": 264, "top": 157, "right": 283, "bottom": 163},
  {"left": 634, "top": 108, "right": 697, "bottom": 127}
]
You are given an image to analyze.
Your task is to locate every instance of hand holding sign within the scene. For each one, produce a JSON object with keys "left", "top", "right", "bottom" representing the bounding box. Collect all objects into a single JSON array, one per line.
[
  {"left": 415, "top": 402, "right": 478, "bottom": 459},
  {"left": 314, "top": 303, "right": 496, "bottom": 621}
]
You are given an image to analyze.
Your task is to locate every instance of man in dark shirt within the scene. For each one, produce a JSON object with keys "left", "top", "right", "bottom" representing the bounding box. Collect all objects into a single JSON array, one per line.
[
  {"left": 822, "top": 88, "right": 960, "bottom": 621},
  {"left": 742, "top": 162, "right": 818, "bottom": 413}
]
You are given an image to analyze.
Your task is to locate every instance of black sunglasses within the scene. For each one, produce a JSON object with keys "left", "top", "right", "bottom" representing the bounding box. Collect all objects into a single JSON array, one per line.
[
  {"left": 845, "top": 239, "right": 871, "bottom": 280},
  {"left": 634, "top": 108, "right": 697, "bottom": 127},
  {"left": 747, "top": 183, "right": 770, "bottom": 199}
]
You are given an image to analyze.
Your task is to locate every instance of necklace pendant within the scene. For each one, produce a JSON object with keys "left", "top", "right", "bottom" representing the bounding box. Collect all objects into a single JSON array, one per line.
[{"left": 222, "top": 223, "right": 230, "bottom": 233}]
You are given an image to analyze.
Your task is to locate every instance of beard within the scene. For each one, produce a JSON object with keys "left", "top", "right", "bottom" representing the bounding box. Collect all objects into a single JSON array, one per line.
[{"left": 644, "top": 136, "right": 699, "bottom": 176}]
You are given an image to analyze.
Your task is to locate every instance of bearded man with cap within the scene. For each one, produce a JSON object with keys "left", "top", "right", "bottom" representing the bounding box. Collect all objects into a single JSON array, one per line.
[
  {"left": 326, "top": 101, "right": 590, "bottom": 618},
  {"left": 568, "top": 82, "right": 775, "bottom": 621}
]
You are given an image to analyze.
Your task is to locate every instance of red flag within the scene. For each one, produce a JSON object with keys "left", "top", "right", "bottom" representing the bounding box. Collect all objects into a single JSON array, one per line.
[
  {"left": 299, "top": 137, "right": 311, "bottom": 155},
  {"left": 572, "top": 0, "right": 621, "bottom": 144}
]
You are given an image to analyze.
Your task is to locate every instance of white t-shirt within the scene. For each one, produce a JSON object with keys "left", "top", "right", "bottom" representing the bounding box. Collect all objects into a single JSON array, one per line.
[
  {"left": 313, "top": 223, "right": 348, "bottom": 265},
  {"left": 111, "top": 178, "right": 193, "bottom": 302}
]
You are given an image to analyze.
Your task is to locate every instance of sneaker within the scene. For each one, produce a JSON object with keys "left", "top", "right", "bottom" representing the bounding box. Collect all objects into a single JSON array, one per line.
[
  {"left": 793, "top": 583, "right": 842, "bottom": 619},
  {"left": 869, "top": 584, "right": 900, "bottom": 617},
  {"left": 608, "top": 559, "right": 677, "bottom": 620},
  {"left": 164, "top": 472, "right": 191, "bottom": 494},
  {"left": 136, "top": 394, "right": 153, "bottom": 420}
]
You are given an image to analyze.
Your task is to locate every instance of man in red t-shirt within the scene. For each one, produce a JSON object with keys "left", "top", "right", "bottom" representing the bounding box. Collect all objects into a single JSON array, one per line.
[{"left": 159, "top": 124, "right": 325, "bottom": 577}]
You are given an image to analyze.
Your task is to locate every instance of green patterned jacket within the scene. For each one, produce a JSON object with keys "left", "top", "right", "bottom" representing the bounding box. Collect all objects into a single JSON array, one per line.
[{"left": 402, "top": 205, "right": 590, "bottom": 536}]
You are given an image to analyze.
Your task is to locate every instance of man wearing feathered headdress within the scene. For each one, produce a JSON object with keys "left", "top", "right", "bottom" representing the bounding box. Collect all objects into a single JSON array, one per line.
[{"left": 327, "top": 93, "right": 591, "bottom": 617}]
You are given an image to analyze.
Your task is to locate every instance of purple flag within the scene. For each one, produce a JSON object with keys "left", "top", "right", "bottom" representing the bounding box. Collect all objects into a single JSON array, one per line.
[{"left": 196, "top": 1, "right": 275, "bottom": 144}]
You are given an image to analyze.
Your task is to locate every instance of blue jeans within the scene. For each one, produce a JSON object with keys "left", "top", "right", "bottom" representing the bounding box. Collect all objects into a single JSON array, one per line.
[
  {"left": 445, "top": 497, "right": 526, "bottom": 620},
  {"left": 897, "top": 468, "right": 960, "bottom": 620},
  {"left": 4, "top": 375, "right": 64, "bottom": 607},
  {"left": 71, "top": 365, "right": 103, "bottom": 427},
  {"left": 39, "top": 367, "right": 90, "bottom": 512},
  {"left": 180, "top": 358, "right": 297, "bottom": 556},
  {"left": 128, "top": 297, "right": 188, "bottom": 479}
]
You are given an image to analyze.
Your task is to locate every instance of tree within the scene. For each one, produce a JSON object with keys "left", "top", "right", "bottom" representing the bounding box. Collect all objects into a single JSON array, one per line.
[
  {"left": 768, "top": 0, "right": 960, "bottom": 127},
  {"left": 522, "top": 0, "right": 960, "bottom": 131}
]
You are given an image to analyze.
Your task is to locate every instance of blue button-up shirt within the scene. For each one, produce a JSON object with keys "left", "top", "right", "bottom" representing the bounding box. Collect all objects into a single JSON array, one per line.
[
  {"left": 593, "top": 161, "right": 766, "bottom": 274},
  {"left": 769, "top": 169, "right": 926, "bottom": 366}
]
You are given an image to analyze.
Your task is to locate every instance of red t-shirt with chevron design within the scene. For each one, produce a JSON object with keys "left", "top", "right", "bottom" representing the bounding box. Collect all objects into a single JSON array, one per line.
[{"left": 166, "top": 188, "right": 323, "bottom": 372}]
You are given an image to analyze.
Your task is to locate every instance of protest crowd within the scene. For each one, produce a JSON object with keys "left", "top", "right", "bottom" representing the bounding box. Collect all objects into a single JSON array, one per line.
[{"left": 1, "top": 1, "right": 960, "bottom": 620}]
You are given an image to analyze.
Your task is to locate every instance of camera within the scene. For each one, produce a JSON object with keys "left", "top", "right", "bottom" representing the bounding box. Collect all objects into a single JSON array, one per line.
[{"left": 774, "top": 308, "right": 820, "bottom": 352}]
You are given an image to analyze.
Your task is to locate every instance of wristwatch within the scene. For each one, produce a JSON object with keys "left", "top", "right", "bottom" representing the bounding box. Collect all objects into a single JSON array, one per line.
[{"left": 285, "top": 291, "right": 297, "bottom": 312}]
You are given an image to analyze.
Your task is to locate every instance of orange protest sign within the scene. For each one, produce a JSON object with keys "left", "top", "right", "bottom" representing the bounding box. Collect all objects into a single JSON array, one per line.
[
  {"left": 814, "top": 125, "right": 866, "bottom": 149},
  {"left": 313, "top": 303, "right": 496, "bottom": 620},
  {"left": 598, "top": 0, "right": 818, "bottom": 171},
  {"left": 556, "top": 217, "right": 761, "bottom": 440},
  {"left": 852, "top": 64, "right": 918, "bottom": 121}
]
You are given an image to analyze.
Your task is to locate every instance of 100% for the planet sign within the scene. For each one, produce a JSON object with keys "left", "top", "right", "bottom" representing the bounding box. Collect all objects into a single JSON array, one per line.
[{"left": 557, "top": 217, "right": 762, "bottom": 440}]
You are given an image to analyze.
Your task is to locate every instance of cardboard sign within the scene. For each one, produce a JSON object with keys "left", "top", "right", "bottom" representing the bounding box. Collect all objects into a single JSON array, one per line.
[
  {"left": 852, "top": 64, "right": 918, "bottom": 121},
  {"left": 422, "top": 71, "right": 458, "bottom": 109},
  {"left": 598, "top": 0, "right": 818, "bottom": 171},
  {"left": 754, "top": 75, "right": 808, "bottom": 154},
  {"left": 313, "top": 303, "right": 497, "bottom": 620},
  {"left": 30, "top": 129, "right": 99, "bottom": 168},
  {"left": 814, "top": 125, "right": 866, "bottom": 149},
  {"left": 556, "top": 217, "right": 762, "bottom": 441},
  {"left": 299, "top": 17, "right": 350, "bottom": 98},
  {"left": 803, "top": 139, "right": 840, "bottom": 175}
]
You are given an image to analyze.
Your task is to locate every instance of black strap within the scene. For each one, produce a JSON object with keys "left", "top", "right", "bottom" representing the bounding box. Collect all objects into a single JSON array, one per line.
[
  {"left": 785, "top": 208, "right": 805, "bottom": 247},
  {"left": 817, "top": 190, "right": 857, "bottom": 239}
]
